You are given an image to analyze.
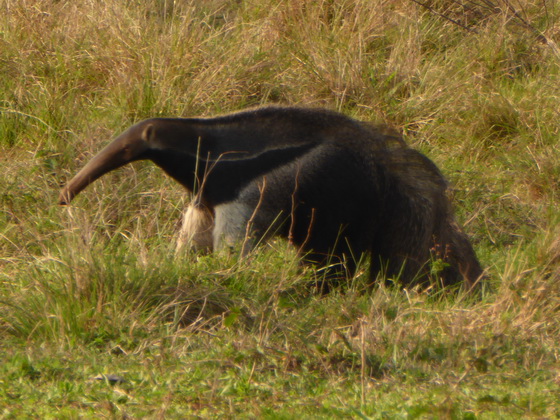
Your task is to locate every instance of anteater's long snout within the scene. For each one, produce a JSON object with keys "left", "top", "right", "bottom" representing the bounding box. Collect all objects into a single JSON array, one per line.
[{"left": 59, "top": 133, "right": 149, "bottom": 205}]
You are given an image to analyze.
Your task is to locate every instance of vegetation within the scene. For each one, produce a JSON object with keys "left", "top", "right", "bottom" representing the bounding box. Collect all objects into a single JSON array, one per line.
[{"left": 1, "top": 0, "right": 559, "bottom": 417}]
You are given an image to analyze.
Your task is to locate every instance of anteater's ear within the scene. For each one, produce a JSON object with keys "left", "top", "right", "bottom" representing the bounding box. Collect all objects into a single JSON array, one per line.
[{"left": 142, "top": 124, "right": 155, "bottom": 142}]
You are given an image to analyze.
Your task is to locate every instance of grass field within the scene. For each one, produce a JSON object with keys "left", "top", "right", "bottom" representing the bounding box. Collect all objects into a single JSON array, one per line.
[{"left": 1, "top": 0, "right": 560, "bottom": 417}]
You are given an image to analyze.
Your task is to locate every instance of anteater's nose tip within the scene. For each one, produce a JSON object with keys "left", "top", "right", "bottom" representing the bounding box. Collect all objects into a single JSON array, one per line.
[{"left": 58, "top": 190, "right": 71, "bottom": 205}]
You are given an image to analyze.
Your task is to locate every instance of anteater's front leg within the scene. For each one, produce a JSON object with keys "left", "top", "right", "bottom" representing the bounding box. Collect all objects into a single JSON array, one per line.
[{"left": 176, "top": 203, "right": 214, "bottom": 253}]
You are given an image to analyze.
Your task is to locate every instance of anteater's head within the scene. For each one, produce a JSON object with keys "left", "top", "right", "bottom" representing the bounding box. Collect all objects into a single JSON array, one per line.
[{"left": 59, "top": 121, "right": 155, "bottom": 205}]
